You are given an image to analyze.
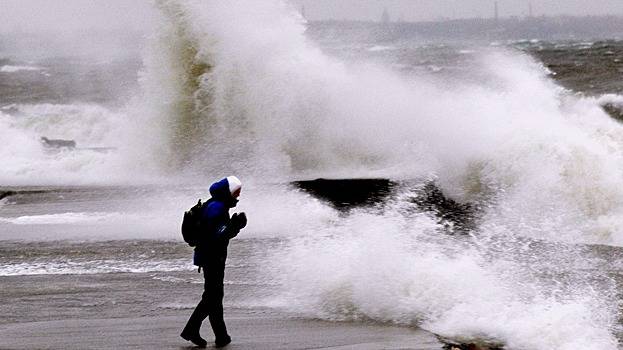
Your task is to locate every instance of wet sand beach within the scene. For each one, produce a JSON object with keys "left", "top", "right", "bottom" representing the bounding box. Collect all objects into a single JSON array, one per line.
[
  {"left": 0, "top": 241, "right": 443, "bottom": 350},
  {"left": 0, "top": 271, "right": 442, "bottom": 350},
  {"left": 0, "top": 314, "right": 442, "bottom": 350}
]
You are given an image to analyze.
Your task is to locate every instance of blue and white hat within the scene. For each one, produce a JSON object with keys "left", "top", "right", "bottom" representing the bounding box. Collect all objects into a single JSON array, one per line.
[{"left": 226, "top": 175, "right": 242, "bottom": 197}]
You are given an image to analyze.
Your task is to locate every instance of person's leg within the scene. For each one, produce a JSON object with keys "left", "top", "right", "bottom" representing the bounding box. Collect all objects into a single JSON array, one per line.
[
  {"left": 207, "top": 283, "right": 228, "bottom": 340},
  {"left": 180, "top": 268, "right": 211, "bottom": 347},
  {"left": 206, "top": 264, "right": 230, "bottom": 346},
  {"left": 184, "top": 290, "right": 210, "bottom": 330}
]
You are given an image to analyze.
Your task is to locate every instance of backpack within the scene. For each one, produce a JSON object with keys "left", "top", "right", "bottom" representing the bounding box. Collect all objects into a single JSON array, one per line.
[{"left": 181, "top": 199, "right": 205, "bottom": 247}]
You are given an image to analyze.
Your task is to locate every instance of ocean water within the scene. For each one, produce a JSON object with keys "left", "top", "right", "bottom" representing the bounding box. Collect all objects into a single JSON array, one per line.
[{"left": 2, "top": 1, "right": 623, "bottom": 349}]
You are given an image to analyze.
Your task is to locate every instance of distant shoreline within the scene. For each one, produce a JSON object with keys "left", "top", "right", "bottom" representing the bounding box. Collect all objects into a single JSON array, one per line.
[{"left": 306, "top": 15, "right": 623, "bottom": 41}]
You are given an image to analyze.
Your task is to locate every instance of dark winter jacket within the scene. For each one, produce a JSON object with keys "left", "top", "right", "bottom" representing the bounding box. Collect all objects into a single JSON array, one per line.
[{"left": 193, "top": 178, "right": 240, "bottom": 267}]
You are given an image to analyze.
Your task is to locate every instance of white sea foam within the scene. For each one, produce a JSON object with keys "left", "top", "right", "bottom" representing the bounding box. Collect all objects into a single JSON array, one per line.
[
  {"left": 0, "top": 258, "right": 190, "bottom": 276},
  {"left": 0, "top": 212, "right": 122, "bottom": 225},
  {"left": 0, "top": 65, "right": 42, "bottom": 73},
  {"left": 427, "top": 65, "right": 443, "bottom": 72},
  {"left": 0, "top": 104, "right": 162, "bottom": 185},
  {"left": 269, "top": 209, "right": 618, "bottom": 350},
  {"left": 157, "top": 302, "right": 195, "bottom": 310},
  {"left": 238, "top": 185, "right": 339, "bottom": 238},
  {"left": 597, "top": 93, "right": 623, "bottom": 107},
  {"left": 152, "top": 276, "right": 189, "bottom": 284},
  {"left": 368, "top": 45, "right": 396, "bottom": 52}
]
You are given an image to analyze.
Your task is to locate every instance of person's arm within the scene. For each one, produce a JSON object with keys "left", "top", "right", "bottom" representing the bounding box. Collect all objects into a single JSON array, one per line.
[
  {"left": 225, "top": 212, "right": 247, "bottom": 239},
  {"left": 206, "top": 203, "right": 245, "bottom": 240}
]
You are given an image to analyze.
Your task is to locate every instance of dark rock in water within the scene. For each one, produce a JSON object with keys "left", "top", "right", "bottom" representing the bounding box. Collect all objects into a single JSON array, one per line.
[
  {"left": 439, "top": 334, "right": 504, "bottom": 350},
  {"left": 293, "top": 178, "right": 395, "bottom": 210},
  {"left": 40, "top": 136, "right": 76, "bottom": 149},
  {"left": 39, "top": 137, "right": 117, "bottom": 153},
  {"left": 292, "top": 178, "right": 477, "bottom": 233},
  {"left": 408, "top": 182, "right": 477, "bottom": 233},
  {"left": 0, "top": 189, "right": 58, "bottom": 204},
  {"left": 443, "top": 343, "right": 503, "bottom": 350},
  {"left": 0, "top": 191, "right": 17, "bottom": 201},
  {"left": 602, "top": 103, "right": 623, "bottom": 122}
]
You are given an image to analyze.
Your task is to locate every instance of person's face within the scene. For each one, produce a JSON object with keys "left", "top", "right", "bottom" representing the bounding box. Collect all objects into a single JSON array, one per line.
[{"left": 232, "top": 188, "right": 241, "bottom": 199}]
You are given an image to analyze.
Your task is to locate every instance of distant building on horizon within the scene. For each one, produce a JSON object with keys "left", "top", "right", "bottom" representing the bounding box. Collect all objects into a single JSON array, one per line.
[
  {"left": 381, "top": 7, "right": 390, "bottom": 24},
  {"left": 494, "top": 1, "right": 499, "bottom": 22}
]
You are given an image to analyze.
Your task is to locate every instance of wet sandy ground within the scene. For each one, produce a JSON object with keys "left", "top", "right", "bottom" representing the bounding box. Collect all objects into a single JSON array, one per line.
[
  {"left": 0, "top": 272, "right": 442, "bottom": 350},
  {"left": 0, "top": 259, "right": 443, "bottom": 349},
  {"left": 0, "top": 314, "right": 442, "bottom": 350}
]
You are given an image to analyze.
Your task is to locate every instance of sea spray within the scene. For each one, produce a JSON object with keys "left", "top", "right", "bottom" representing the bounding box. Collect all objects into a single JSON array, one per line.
[
  {"left": 269, "top": 205, "right": 619, "bottom": 350},
  {"left": 140, "top": 1, "right": 623, "bottom": 346},
  {"left": 0, "top": 101, "right": 179, "bottom": 185},
  {"left": 142, "top": 0, "right": 623, "bottom": 247}
]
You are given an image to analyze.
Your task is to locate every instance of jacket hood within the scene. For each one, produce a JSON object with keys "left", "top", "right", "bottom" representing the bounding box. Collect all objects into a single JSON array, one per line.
[{"left": 209, "top": 176, "right": 242, "bottom": 204}]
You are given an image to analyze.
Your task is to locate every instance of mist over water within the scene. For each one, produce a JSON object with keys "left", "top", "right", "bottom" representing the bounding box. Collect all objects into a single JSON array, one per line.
[{"left": 3, "top": 0, "right": 623, "bottom": 348}]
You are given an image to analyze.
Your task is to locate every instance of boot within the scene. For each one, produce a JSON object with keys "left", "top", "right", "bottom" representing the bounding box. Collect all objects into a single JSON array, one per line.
[
  {"left": 215, "top": 334, "right": 231, "bottom": 348},
  {"left": 180, "top": 328, "right": 208, "bottom": 348}
]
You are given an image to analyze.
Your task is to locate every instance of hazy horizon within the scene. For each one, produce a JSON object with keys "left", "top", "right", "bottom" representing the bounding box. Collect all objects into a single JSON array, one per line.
[
  {"left": 292, "top": 0, "right": 623, "bottom": 22},
  {"left": 0, "top": 0, "right": 622, "bottom": 35}
]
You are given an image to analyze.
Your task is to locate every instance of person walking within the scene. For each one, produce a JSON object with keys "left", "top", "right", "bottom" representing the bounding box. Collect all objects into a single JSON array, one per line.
[{"left": 181, "top": 176, "right": 247, "bottom": 348}]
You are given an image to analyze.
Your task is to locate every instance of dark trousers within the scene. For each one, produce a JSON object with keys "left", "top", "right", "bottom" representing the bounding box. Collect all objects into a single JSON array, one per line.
[{"left": 184, "top": 263, "right": 228, "bottom": 339}]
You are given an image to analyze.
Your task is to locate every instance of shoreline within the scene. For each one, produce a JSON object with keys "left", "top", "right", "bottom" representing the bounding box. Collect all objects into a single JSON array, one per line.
[
  {"left": 0, "top": 313, "right": 444, "bottom": 350},
  {"left": 0, "top": 266, "right": 448, "bottom": 349}
]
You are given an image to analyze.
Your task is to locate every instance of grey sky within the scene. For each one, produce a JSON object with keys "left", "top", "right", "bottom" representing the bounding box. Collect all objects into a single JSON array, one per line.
[
  {"left": 0, "top": 0, "right": 621, "bottom": 34},
  {"left": 290, "top": 0, "right": 623, "bottom": 22},
  {"left": 0, "top": 0, "right": 155, "bottom": 33}
]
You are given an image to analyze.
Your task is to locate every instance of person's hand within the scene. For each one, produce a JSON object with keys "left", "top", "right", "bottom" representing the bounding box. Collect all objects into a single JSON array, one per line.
[{"left": 231, "top": 212, "right": 247, "bottom": 230}]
